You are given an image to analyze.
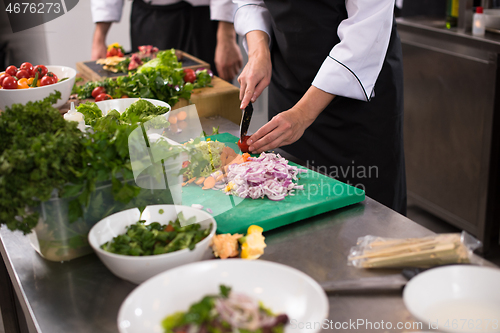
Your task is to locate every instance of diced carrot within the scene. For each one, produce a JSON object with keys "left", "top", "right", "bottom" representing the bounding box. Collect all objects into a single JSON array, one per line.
[
  {"left": 202, "top": 177, "right": 216, "bottom": 190},
  {"left": 195, "top": 177, "right": 205, "bottom": 185},
  {"left": 242, "top": 153, "right": 250, "bottom": 162},
  {"left": 187, "top": 177, "right": 197, "bottom": 184},
  {"left": 182, "top": 182, "right": 187, "bottom": 187}
]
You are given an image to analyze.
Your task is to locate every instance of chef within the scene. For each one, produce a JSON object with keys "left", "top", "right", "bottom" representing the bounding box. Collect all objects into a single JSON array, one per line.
[
  {"left": 90, "top": 0, "right": 243, "bottom": 81},
  {"left": 233, "top": 0, "right": 407, "bottom": 214}
]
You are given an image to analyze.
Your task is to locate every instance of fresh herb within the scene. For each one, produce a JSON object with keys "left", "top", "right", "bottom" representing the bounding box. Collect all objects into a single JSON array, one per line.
[
  {"left": 100, "top": 215, "right": 212, "bottom": 256},
  {"left": 0, "top": 92, "right": 207, "bottom": 239},
  {"left": 74, "top": 49, "right": 210, "bottom": 107}
]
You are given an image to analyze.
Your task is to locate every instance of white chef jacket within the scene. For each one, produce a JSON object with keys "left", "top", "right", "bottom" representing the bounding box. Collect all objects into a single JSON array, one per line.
[
  {"left": 232, "top": 0, "right": 395, "bottom": 102},
  {"left": 91, "top": 0, "right": 236, "bottom": 24}
]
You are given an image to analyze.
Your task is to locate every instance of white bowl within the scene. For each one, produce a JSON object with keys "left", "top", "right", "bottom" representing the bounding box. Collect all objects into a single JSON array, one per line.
[
  {"left": 485, "top": 9, "right": 500, "bottom": 30},
  {"left": 88, "top": 204, "right": 216, "bottom": 284},
  {"left": 118, "top": 259, "right": 329, "bottom": 333},
  {"left": 0, "top": 65, "right": 76, "bottom": 111},
  {"left": 403, "top": 265, "right": 500, "bottom": 333}
]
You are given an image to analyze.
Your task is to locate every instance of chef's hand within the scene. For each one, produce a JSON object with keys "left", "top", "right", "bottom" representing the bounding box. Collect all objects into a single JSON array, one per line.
[
  {"left": 215, "top": 22, "right": 243, "bottom": 82},
  {"left": 238, "top": 31, "right": 272, "bottom": 110},
  {"left": 91, "top": 22, "right": 112, "bottom": 60},
  {"left": 247, "top": 86, "right": 336, "bottom": 153}
]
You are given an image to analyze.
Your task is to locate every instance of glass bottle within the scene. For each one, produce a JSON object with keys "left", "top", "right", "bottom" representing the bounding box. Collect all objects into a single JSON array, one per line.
[{"left": 446, "top": 0, "right": 459, "bottom": 29}]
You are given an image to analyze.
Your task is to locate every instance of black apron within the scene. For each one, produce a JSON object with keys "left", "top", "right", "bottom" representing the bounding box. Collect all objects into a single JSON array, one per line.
[
  {"left": 264, "top": 0, "right": 407, "bottom": 215},
  {"left": 130, "top": 0, "right": 219, "bottom": 76}
]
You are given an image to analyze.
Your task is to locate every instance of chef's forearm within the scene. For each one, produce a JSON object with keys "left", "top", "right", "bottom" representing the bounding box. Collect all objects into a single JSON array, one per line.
[
  {"left": 294, "top": 86, "right": 336, "bottom": 127},
  {"left": 217, "top": 21, "right": 237, "bottom": 43},
  {"left": 93, "top": 22, "right": 112, "bottom": 46},
  {"left": 246, "top": 30, "right": 269, "bottom": 60}
]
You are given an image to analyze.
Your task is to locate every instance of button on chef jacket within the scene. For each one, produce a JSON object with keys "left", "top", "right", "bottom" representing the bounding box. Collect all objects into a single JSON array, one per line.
[{"left": 232, "top": 0, "right": 407, "bottom": 214}]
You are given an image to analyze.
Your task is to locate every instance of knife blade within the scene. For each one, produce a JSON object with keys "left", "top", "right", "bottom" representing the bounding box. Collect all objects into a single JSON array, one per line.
[
  {"left": 239, "top": 102, "right": 254, "bottom": 140},
  {"left": 319, "top": 268, "right": 425, "bottom": 295}
]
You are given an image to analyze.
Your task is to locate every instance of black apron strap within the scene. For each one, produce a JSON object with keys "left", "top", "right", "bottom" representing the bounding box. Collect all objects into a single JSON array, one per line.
[
  {"left": 131, "top": 0, "right": 219, "bottom": 76},
  {"left": 265, "top": 0, "right": 407, "bottom": 215}
]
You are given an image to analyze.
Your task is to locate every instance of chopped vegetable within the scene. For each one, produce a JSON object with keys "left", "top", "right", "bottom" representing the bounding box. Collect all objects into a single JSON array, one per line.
[
  {"left": 101, "top": 213, "right": 212, "bottom": 256},
  {"left": 240, "top": 225, "right": 266, "bottom": 260},
  {"left": 211, "top": 233, "right": 243, "bottom": 259},
  {"left": 224, "top": 152, "right": 306, "bottom": 201}
]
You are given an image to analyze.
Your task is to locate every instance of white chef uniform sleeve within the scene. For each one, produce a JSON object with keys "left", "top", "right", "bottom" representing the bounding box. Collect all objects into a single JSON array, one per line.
[
  {"left": 311, "top": 0, "right": 395, "bottom": 101},
  {"left": 91, "top": 0, "right": 124, "bottom": 23},
  {"left": 232, "top": 0, "right": 272, "bottom": 52},
  {"left": 210, "top": 0, "right": 237, "bottom": 22}
]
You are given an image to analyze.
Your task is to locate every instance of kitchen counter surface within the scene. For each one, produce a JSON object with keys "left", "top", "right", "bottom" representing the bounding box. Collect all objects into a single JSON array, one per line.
[{"left": 0, "top": 116, "right": 491, "bottom": 333}]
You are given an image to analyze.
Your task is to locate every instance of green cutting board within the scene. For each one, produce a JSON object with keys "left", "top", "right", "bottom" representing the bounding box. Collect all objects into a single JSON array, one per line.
[{"left": 181, "top": 133, "right": 365, "bottom": 234}]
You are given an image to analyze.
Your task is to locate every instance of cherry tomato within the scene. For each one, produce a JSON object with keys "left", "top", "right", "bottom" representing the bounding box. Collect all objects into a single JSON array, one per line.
[
  {"left": 45, "top": 72, "right": 58, "bottom": 82},
  {"left": 183, "top": 68, "right": 196, "bottom": 84},
  {"left": 107, "top": 48, "right": 118, "bottom": 57},
  {"left": 19, "top": 62, "right": 34, "bottom": 76},
  {"left": 2, "top": 76, "right": 18, "bottom": 89},
  {"left": 91, "top": 86, "right": 106, "bottom": 99},
  {"left": 237, "top": 135, "right": 251, "bottom": 153},
  {"left": 17, "top": 78, "right": 29, "bottom": 89},
  {"left": 27, "top": 77, "right": 35, "bottom": 86},
  {"left": 121, "top": 95, "right": 129, "bottom": 98},
  {"left": 16, "top": 69, "right": 30, "bottom": 79},
  {"left": 0, "top": 73, "right": 11, "bottom": 86},
  {"left": 40, "top": 75, "right": 57, "bottom": 86},
  {"left": 33, "top": 65, "right": 48, "bottom": 78},
  {"left": 5, "top": 66, "right": 17, "bottom": 76},
  {"left": 95, "top": 93, "right": 112, "bottom": 102},
  {"left": 117, "top": 49, "right": 124, "bottom": 57}
]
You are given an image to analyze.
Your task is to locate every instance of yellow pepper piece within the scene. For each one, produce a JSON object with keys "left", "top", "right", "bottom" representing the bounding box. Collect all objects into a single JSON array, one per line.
[
  {"left": 107, "top": 42, "right": 121, "bottom": 51},
  {"left": 241, "top": 225, "right": 266, "bottom": 260}
]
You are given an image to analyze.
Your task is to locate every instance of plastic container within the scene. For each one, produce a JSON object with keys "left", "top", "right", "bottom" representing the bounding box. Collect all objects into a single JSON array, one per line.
[
  {"left": 473, "top": 6, "right": 486, "bottom": 36},
  {"left": 28, "top": 166, "right": 183, "bottom": 262}
]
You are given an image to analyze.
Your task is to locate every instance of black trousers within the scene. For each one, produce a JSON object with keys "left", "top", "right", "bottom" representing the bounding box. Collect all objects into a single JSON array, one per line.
[{"left": 131, "top": 0, "right": 219, "bottom": 76}]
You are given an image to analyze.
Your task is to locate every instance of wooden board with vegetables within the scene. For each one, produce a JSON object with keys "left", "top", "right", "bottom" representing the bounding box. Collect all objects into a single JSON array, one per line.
[
  {"left": 71, "top": 48, "right": 241, "bottom": 125},
  {"left": 76, "top": 49, "right": 209, "bottom": 82}
]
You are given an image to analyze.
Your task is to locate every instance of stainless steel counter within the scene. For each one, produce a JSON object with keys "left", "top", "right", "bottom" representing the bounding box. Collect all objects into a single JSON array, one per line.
[{"left": 0, "top": 116, "right": 470, "bottom": 333}]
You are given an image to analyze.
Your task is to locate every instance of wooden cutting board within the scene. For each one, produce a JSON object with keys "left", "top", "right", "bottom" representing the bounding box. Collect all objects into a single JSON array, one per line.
[
  {"left": 181, "top": 133, "right": 366, "bottom": 234},
  {"left": 76, "top": 50, "right": 209, "bottom": 82}
]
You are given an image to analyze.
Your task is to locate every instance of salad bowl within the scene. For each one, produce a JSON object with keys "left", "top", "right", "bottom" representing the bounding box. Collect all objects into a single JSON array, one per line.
[
  {"left": 118, "top": 259, "right": 329, "bottom": 333},
  {"left": 88, "top": 204, "right": 216, "bottom": 284}
]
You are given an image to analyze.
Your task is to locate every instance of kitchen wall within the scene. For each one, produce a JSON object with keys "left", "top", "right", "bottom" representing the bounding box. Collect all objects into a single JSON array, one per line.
[{"left": 0, "top": 0, "right": 132, "bottom": 69}]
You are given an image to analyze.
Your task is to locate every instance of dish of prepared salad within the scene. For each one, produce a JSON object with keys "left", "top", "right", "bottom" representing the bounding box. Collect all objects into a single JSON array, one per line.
[
  {"left": 117, "top": 259, "right": 328, "bottom": 333},
  {"left": 162, "top": 285, "right": 288, "bottom": 333}
]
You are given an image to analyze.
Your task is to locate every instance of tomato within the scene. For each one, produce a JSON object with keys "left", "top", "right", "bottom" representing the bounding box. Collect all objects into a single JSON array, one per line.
[
  {"left": 2, "top": 76, "right": 18, "bottom": 89},
  {"left": 5, "top": 66, "right": 17, "bottom": 76},
  {"left": 17, "top": 78, "right": 29, "bottom": 89},
  {"left": 40, "top": 75, "right": 57, "bottom": 86},
  {"left": 95, "top": 93, "right": 112, "bottom": 102},
  {"left": 16, "top": 69, "right": 30, "bottom": 79},
  {"left": 107, "top": 48, "right": 118, "bottom": 57},
  {"left": 117, "top": 49, "right": 124, "bottom": 57},
  {"left": 121, "top": 95, "right": 129, "bottom": 98},
  {"left": 91, "top": 86, "right": 106, "bottom": 99},
  {"left": 45, "top": 72, "right": 58, "bottom": 82},
  {"left": 237, "top": 135, "right": 251, "bottom": 153},
  {"left": 27, "top": 77, "right": 35, "bottom": 86},
  {"left": 183, "top": 68, "right": 196, "bottom": 84},
  {"left": 19, "top": 62, "right": 34, "bottom": 76},
  {"left": 33, "top": 65, "right": 48, "bottom": 78},
  {"left": 0, "top": 73, "right": 11, "bottom": 86}
]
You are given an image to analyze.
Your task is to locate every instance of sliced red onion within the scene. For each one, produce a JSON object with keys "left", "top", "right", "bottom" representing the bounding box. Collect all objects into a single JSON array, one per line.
[
  {"left": 191, "top": 204, "right": 203, "bottom": 210},
  {"left": 224, "top": 152, "right": 306, "bottom": 200}
]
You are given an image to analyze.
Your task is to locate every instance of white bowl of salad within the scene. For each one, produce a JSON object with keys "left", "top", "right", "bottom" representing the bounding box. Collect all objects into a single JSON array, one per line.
[
  {"left": 88, "top": 204, "right": 216, "bottom": 284},
  {"left": 117, "top": 259, "right": 329, "bottom": 333}
]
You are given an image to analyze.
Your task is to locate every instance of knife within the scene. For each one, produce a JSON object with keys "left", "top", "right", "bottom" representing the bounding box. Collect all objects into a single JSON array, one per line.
[
  {"left": 320, "top": 268, "right": 425, "bottom": 295},
  {"left": 239, "top": 102, "right": 254, "bottom": 141}
]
